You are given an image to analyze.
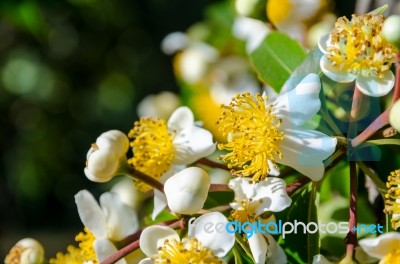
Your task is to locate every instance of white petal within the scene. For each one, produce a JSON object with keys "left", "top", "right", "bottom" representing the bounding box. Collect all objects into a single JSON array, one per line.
[
  {"left": 138, "top": 258, "right": 154, "bottom": 264},
  {"left": 75, "top": 190, "right": 107, "bottom": 238},
  {"left": 189, "top": 212, "right": 235, "bottom": 258},
  {"left": 139, "top": 226, "right": 179, "bottom": 257},
  {"left": 252, "top": 177, "right": 292, "bottom": 214},
  {"left": 100, "top": 192, "right": 139, "bottom": 241},
  {"left": 152, "top": 190, "right": 168, "bottom": 220},
  {"left": 228, "top": 177, "right": 257, "bottom": 201},
  {"left": 85, "top": 149, "right": 119, "bottom": 183},
  {"left": 312, "top": 254, "right": 333, "bottom": 264},
  {"left": 268, "top": 160, "right": 280, "bottom": 176},
  {"left": 317, "top": 34, "right": 330, "bottom": 54},
  {"left": 160, "top": 32, "right": 189, "bottom": 55},
  {"left": 96, "top": 130, "right": 129, "bottom": 156},
  {"left": 356, "top": 70, "right": 395, "bottom": 97},
  {"left": 264, "top": 233, "right": 287, "bottom": 264},
  {"left": 173, "top": 125, "right": 216, "bottom": 165},
  {"left": 359, "top": 232, "right": 400, "bottom": 259},
  {"left": 320, "top": 56, "right": 356, "bottom": 83},
  {"left": 94, "top": 238, "right": 127, "bottom": 264},
  {"left": 279, "top": 129, "right": 337, "bottom": 181},
  {"left": 167, "top": 106, "right": 194, "bottom": 132},
  {"left": 164, "top": 167, "right": 210, "bottom": 215},
  {"left": 248, "top": 232, "right": 267, "bottom": 264},
  {"left": 232, "top": 17, "right": 270, "bottom": 54},
  {"left": 271, "top": 73, "right": 321, "bottom": 128}
]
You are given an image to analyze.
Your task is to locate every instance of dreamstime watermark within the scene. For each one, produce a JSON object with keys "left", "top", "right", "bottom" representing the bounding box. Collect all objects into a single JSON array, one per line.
[{"left": 188, "top": 218, "right": 383, "bottom": 239}]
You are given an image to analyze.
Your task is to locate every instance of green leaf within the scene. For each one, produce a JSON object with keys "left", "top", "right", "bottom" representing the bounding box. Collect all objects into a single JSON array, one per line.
[
  {"left": 250, "top": 32, "right": 306, "bottom": 92},
  {"left": 366, "top": 139, "right": 400, "bottom": 146},
  {"left": 278, "top": 182, "right": 319, "bottom": 264}
]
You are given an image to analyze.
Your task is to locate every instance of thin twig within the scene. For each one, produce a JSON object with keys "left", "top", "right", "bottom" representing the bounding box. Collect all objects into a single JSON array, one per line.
[{"left": 196, "top": 158, "right": 230, "bottom": 171}]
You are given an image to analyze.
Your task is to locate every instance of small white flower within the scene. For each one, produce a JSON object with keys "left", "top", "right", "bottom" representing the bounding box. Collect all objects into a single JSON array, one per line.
[
  {"left": 75, "top": 190, "right": 139, "bottom": 263},
  {"left": 5, "top": 238, "right": 44, "bottom": 264},
  {"left": 111, "top": 177, "right": 145, "bottom": 211},
  {"left": 139, "top": 212, "right": 235, "bottom": 263},
  {"left": 137, "top": 91, "right": 181, "bottom": 120},
  {"left": 229, "top": 177, "right": 291, "bottom": 263},
  {"left": 318, "top": 14, "right": 397, "bottom": 97},
  {"left": 359, "top": 232, "right": 400, "bottom": 263},
  {"left": 390, "top": 100, "right": 400, "bottom": 132},
  {"left": 218, "top": 74, "right": 337, "bottom": 182},
  {"left": 164, "top": 167, "right": 210, "bottom": 215},
  {"left": 84, "top": 130, "right": 129, "bottom": 183},
  {"left": 232, "top": 17, "right": 270, "bottom": 54}
]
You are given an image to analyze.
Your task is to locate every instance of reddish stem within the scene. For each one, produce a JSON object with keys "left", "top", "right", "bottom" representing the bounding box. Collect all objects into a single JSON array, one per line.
[
  {"left": 350, "top": 108, "right": 390, "bottom": 147},
  {"left": 346, "top": 162, "right": 358, "bottom": 259},
  {"left": 196, "top": 158, "right": 230, "bottom": 171},
  {"left": 100, "top": 240, "right": 139, "bottom": 264},
  {"left": 209, "top": 184, "right": 231, "bottom": 192}
]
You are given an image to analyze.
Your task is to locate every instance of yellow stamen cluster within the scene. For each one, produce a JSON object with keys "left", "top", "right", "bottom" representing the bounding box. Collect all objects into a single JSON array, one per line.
[
  {"left": 381, "top": 248, "right": 400, "bottom": 264},
  {"left": 50, "top": 227, "right": 98, "bottom": 264},
  {"left": 129, "top": 117, "right": 175, "bottom": 192},
  {"left": 267, "top": 0, "right": 292, "bottom": 25},
  {"left": 217, "top": 92, "right": 284, "bottom": 182},
  {"left": 153, "top": 238, "right": 223, "bottom": 264},
  {"left": 327, "top": 14, "right": 397, "bottom": 78},
  {"left": 384, "top": 169, "right": 400, "bottom": 230},
  {"left": 231, "top": 198, "right": 261, "bottom": 223}
]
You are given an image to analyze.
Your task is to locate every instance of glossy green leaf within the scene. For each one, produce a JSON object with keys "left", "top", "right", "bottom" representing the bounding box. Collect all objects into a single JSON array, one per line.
[{"left": 250, "top": 32, "right": 306, "bottom": 92}]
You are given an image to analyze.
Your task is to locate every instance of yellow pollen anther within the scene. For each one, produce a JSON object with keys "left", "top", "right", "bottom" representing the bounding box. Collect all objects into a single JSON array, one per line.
[
  {"left": 327, "top": 14, "right": 397, "bottom": 78},
  {"left": 381, "top": 248, "right": 400, "bottom": 264},
  {"left": 384, "top": 169, "right": 400, "bottom": 230},
  {"left": 217, "top": 92, "right": 284, "bottom": 182},
  {"left": 231, "top": 199, "right": 260, "bottom": 223},
  {"left": 129, "top": 117, "right": 175, "bottom": 192},
  {"left": 50, "top": 227, "right": 98, "bottom": 264},
  {"left": 153, "top": 238, "right": 223, "bottom": 264}
]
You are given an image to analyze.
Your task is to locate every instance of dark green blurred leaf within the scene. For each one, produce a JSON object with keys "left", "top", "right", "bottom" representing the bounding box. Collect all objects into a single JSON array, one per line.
[{"left": 250, "top": 32, "right": 306, "bottom": 92}]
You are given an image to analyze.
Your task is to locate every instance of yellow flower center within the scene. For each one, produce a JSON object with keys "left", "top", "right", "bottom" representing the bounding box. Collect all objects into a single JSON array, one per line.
[
  {"left": 327, "top": 14, "right": 397, "bottom": 78},
  {"left": 153, "top": 238, "right": 223, "bottom": 264},
  {"left": 50, "top": 227, "right": 98, "bottom": 264},
  {"left": 384, "top": 169, "right": 400, "bottom": 230},
  {"left": 381, "top": 248, "right": 400, "bottom": 264},
  {"left": 129, "top": 117, "right": 175, "bottom": 192},
  {"left": 267, "top": 0, "right": 292, "bottom": 25},
  {"left": 231, "top": 199, "right": 260, "bottom": 223},
  {"left": 217, "top": 92, "right": 284, "bottom": 182},
  {"left": 5, "top": 245, "right": 24, "bottom": 264}
]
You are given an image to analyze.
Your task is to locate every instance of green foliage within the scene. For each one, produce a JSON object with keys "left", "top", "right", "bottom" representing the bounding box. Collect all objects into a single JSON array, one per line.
[{"left": 250, "top": 32, "right": 306, "bottom": 92}]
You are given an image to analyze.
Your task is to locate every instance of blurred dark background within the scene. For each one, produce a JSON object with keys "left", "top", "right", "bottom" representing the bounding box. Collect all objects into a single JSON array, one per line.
[{"left": 0, "top": 0, "right": 359, "bottom": 258}]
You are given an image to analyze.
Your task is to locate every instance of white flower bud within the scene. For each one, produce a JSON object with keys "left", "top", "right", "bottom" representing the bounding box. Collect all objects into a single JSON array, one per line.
[
  {"left": 85, "top": 130, "right": 129, "bottom": 182},
  {"left": 382, "top": 15, "right": 400, "bottom": 49},
  {"left": 235, "top": 0, "right": 259, "bottom": 16},
  {"left": 390, "top": 100, "right": 400, "bottom": 132},
  {"left": 164, "top": 167, "right": 210, "bottom": 215},
  {"left": 5, "top": 238, "right": 44, "bottom": 264}
]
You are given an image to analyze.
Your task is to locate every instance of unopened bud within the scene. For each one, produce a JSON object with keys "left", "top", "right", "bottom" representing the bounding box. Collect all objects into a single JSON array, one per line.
[
  {"left": 164, "top": 167, "right": 210, "bottom": 215},
  {"left": 390, "top": 100, "right": 400, "bottom": 132},
  {"left": 382, "top": 15, "right": 400, "bottom": 49},
  {"left": 5, "top": 238, "right": 44, "bottom": 264}
]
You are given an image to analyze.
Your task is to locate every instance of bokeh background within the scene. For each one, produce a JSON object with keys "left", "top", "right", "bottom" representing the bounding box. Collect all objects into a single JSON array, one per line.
[{"left": 0, "top": 0, "right": 387, "bottom": 258}]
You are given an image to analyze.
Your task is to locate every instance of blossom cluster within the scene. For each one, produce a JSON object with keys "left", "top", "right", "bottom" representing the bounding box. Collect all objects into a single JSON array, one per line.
[{"left": 4, "top": 1, "right": 400, "bottom": 264}]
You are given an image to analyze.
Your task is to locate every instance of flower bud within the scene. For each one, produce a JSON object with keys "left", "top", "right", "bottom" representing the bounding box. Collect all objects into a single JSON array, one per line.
[
  {"left": 84, "top": 130, "right": 129, "bottom": 182},
  {"left": 382, "top": 15, "right": 400, "bottom": 49},
  {"left": 164, "top": 167, "right": 210, "bottom": 215},
  {"left": 390, "top": 100, "right": 400, "bottom": 132},
  {"left": 5, "top": 238, "right": 44, "bottom": 264}
]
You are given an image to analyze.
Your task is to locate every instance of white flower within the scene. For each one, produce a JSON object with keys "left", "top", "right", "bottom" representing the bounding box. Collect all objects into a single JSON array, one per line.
[
  {"left": 318, "top": 14, "right": 397, "bottom": 97},
  {"left": 164, "top": 167, "right": 210, "bottom": 215},
  {"left": 84, "top": 130, "right": 129, "bottom": 183},
  {"left": 359, "top": 232, "right": 400, "bottom": 263},
  {"left": 75, "top": 190, "right": 139, "bottom": 263},
  {"left": 5, "top": 238, "right": 44, "bottom": 264},
  {"left": 382, "top": 15, "right": 400, "bottom": 49},
  {"left": 234, "top": 0, "right": 259, "bottom": 16},
  {"left": 111, "top": 177, "right": 145, "bottom": 211},
  {"left": 139, "top": 212, "right": 235, "bottom": 263},
  {"left": 232, "top": 17, "right": 270, "bottom": 54},
  {"left": 229, "top": 177, "right": 291, "bottom": 264},
  {"left": 218, "top": 74, "right": 337, "bottom": 182},
  {"left": 137, "top": 91, "right": 181, "bottom": 120}
]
